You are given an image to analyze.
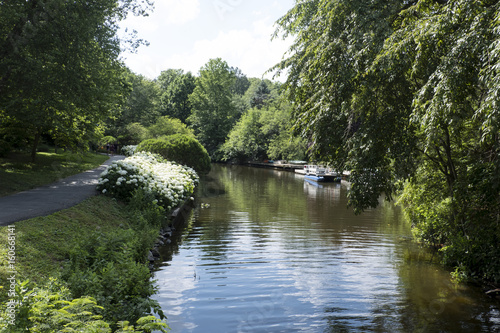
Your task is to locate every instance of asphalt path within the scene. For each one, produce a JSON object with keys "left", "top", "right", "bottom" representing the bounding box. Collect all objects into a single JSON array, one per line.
[{"left": 0, "top": 155, "right": 125, "bottom": 226}]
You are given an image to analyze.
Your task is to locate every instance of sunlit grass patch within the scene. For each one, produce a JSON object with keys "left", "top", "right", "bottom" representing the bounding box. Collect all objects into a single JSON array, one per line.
[
  {"left": 0, "top": 196, "right": 130, "bottom": 303},
  {"left": 0, "top": 150, "right": 108, "bottom": 197}
]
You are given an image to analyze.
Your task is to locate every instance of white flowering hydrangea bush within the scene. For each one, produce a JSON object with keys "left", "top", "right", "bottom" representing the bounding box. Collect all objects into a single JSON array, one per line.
[
  {"left": 97, "top": 152, "right": 198, "bottom": 210},
  {"left": 121, "top": 145, "right": 137, "bottom": 156}
]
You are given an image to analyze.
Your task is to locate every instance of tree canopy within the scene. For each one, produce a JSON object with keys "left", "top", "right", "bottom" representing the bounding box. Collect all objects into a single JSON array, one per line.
[
  {"left": 117, "top": 71, "right": 161, "bottom": 127},
  {"left": 148, "top": 116, "right": 194, "bottom": 139},
  {"left": 188, "top": 58, "right": 238, "bottom": 159},
  {"left": 222, "top": 103, "right": 307, "bottom": 163},
  {"left": 157, "top": 69, "right": 196, "bottom": 123},
  {"left": 0, "top": 0, "right": 153, "bottom": 161},
  {"left": 274, "top": 0, "right": 500, "bottom": 282}
]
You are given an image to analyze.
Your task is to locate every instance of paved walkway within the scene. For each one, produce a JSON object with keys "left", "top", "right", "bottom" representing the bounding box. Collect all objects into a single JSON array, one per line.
[{"left": 0, "top": 155, "right": 125, "bottom": 226}]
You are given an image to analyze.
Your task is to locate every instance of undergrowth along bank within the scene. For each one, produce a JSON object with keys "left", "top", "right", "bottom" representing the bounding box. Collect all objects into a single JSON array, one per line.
[{"left": 0, "top": 152, "right": 199, "bottom": 332}]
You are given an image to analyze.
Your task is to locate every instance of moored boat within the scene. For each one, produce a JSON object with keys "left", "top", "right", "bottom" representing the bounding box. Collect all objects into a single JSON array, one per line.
[{"left": 298, "top": 165, "right": 341, "bottom": 182}]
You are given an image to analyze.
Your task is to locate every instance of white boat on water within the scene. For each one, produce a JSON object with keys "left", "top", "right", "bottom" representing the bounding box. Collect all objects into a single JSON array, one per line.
[{"left": 296, "top": 165, "right": 341, "bottom": 182}]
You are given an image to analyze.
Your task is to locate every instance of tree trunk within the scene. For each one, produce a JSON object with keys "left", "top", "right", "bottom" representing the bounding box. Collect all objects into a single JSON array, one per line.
[{"left": 31, "top": 129, "right": 41, "bottom": 163}]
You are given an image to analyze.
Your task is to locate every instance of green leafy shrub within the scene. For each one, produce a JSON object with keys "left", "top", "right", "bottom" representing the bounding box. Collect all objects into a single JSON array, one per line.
[
  {"left": 0, "top": 279, "right": 169, "bottom": 332},
  {"left": 221, "top": 105, "right": 307, "bottom": 163},
  {"left": 399, "top": 161, "right": 500, "bottom": 283},
  {"left": 62, "top": 228, "right": 162, "bottom": 325},
  {"left": 147, "top": 116, "right": 194, "bottom": 138},
  {"left": 121, "top": 123, "right": 149, "bottom": 145},
  {"left": 99, "top": 136, "right": 117, "bottom": 146},
  {"left": 60, "top": 190, "right": 170, "bottom": 325},
  {"left": 137, "top": 135, "right": 211, "bottom": 174}
]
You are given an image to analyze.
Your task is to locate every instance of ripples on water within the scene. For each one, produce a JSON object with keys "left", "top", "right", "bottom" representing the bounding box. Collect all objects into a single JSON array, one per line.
[{"left": 153, "top": 165, "right": 500, "bottom": 333}]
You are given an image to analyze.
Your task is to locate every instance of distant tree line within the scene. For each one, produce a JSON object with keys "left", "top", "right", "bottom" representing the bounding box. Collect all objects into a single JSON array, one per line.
[
  {"left": 108, "top": 58, "right": 306, "bottom": 163},
  {"left": 1, "top": 0, "right": 306, "bottom": 165}
]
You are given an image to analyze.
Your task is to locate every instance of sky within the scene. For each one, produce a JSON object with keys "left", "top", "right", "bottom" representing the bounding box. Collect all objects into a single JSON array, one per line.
[{"left": 119, "top": 0, "right": 296, "bottom": 81}]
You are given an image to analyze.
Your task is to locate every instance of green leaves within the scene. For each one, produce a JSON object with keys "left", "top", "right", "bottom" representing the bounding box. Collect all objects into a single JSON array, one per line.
[
  {"left": 0, "top": 0, "right": 152, "bottom": 160},
  {"left": 275, "top": 0, "right": 500, "bottom": 281},
  {"left": 157, "top": 69, "right": 196, "bottom": 123},
  {"left": 221, "top": 104, "right": 307, "bottom": 163},
  {"left": 275, "top": 0, "right": 410, "bottom": 211},
  {"left": 137, "top": 135, "right": 211, "bottom": 174},
  {"left": 188, "top": 58, "right": 238, "bottom": 159},
  {"left": 0, "top": 278, "right": 169, "bottom": 332}
]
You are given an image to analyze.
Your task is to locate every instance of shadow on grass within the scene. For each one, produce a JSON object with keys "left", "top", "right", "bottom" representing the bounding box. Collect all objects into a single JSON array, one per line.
[{"left": 0, "top": 150, "right": 108, "bottom": 197}]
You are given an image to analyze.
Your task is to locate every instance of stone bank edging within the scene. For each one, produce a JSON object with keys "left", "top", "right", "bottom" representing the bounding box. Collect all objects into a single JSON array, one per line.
[{"left": 147, "top": 199, "right": 194, "bottom": 264}]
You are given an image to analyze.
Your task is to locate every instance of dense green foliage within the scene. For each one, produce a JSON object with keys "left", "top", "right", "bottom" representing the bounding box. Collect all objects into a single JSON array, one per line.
[
  {"left": 109, "top": 71, "right": 161, "bottom": 145},
  {"left": 120, "top": 123, "right": 150, "bottom": 145},
  {"left": 1, "top": 279, "right": 168, "bottom": 333},
  {"left": 221, "top": 105, "right": 307, "bottom": 162},
  {"left": 188, "top": 58, "right": 239, "bottom": 159},
  {"left": 0, "top": 195, "right": 169, "bottom": 331},
  {"left": 274, "top": 0, "right": 500, "bottom": 282},
  {"left": 0, "top": 0, "right": 152, "bottom": 161},
  {"left": 137, "top": 135, "right": 211, "bottom": 174},
  {"left": 113, "top": 114, "right": 194, "bottom": 147},
  {"left": 249, "top": 81, "right": 271, "bottom": 109},
  {"left": 116, "top": 72, "right": 162, "bottom": 128},
  {"left": 230, "top": 67, "right": 251, "bottom": 96},
  {"left": 148, "top": 116, "right": 194, "bottom": 139},
  {"left": 62, "top": 191, "right": 166, "bottom": 325},
  {"left": 157, "top": 69, "right": 196, "bottom": 123}
]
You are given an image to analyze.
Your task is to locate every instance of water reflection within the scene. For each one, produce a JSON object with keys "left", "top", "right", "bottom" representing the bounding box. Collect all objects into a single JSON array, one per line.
[{"left": 153, "top": 165, "right": 500, "bottom": 332}]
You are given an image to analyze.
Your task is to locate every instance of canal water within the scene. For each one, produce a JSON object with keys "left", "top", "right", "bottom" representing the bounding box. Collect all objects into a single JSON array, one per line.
[{"left": 153, "top": 165, "right": 500, "bottom": 332}]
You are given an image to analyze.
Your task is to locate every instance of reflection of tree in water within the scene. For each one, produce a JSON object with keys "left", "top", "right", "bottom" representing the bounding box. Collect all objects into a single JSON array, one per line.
[
  {"left": 153, "top": 164, "right": 500, "bottom": 332},
  {"left": 393, "top": 249, "right": 500, "bottom": 332},
  {"left": 154, "top": 210, "right": 195, "bottom": 265},
  {"left": 196, "top": 173, "right": 226, "bottom": 198},
  {"left": 215, "top": 165, "right": 309, "bottom": 227},
  {"left": 185, "top": 164, "right": 310, "bottom": 261},
  {"left": 324, "top": 306, "right": 373, "bottom": 332}
]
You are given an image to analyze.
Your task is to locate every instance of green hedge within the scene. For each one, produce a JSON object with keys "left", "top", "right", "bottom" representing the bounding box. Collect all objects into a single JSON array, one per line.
[{"left": 137, "top": 135, "right": 211, "bottom": 174}]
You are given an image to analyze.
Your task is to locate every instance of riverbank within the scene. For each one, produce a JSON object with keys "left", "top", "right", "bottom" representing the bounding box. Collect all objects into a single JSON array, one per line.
[
  {"left": 0, "top": 153, "right": 198, "bottom": 333},
  {"left": 0, "top": 152, "right": 199, "bottom": 331},
  {"left": 0, "top": 194, "right": 174, "bottom": 331}
]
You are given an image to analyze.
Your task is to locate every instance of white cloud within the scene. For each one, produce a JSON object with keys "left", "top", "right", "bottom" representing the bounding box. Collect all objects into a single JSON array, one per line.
[
  {"left": 158, "top": 0, "right": 201, "bottom": 25},
  {"left": 120, "top": 0, "right": 295, "bottom": 81},
  {"left": 156, "top": 18, "right": 292, "bottom": 80},
  {"left": 123, "top": 0, "right": 200, "bottom": 29}
]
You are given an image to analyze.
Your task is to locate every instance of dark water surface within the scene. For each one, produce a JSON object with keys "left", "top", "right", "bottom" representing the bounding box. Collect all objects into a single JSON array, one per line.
[{"left": 153, "top": 165, "right": 500, "bottom": 333}]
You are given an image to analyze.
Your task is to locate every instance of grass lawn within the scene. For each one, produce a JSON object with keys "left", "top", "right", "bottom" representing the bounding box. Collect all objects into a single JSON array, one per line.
[
  {"left": 0, "top": 196, "right": 131, "bottom": 303},
  {"left": 0, "top": 150, "right": 109, "bottom": 197}
]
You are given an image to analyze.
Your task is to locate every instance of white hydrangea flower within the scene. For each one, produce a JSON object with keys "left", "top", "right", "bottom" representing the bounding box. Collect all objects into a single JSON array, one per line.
[{"left": 96, "top": 152, "right": 199, "bottom": 209}]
